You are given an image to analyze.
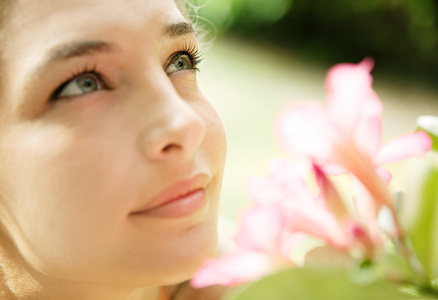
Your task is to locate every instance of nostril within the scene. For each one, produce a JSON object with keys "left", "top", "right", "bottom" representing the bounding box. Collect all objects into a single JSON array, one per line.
[{"left": 162, "top": 143, "right": 182, "bottom": 153}]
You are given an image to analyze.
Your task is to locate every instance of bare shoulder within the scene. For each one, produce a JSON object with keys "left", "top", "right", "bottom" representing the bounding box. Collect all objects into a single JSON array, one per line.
[{"left": 177, "top": 283, "right": 227, "bottom": 300}]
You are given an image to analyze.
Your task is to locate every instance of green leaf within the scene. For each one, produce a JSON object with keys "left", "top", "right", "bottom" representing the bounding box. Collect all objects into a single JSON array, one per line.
[
  {"left": 417, "top": 115, "right": 438, "bottom": 152},
  {"left": 343, "top": 252, "right": 420, "bottom": 287},
  {"left": 403, "top": 157, "right": 438, "bottom": 279},
  {"left": 374, "top": 252, "right": 422, "bottom": 286},
  {"left": 304, "top": 246, "right": 355, "bottom": 269},
  {"left": 223, "top": 267, "right": 420, "bottom": 300}
]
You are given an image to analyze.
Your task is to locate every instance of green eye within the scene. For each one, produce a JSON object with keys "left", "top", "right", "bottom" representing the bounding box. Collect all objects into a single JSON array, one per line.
[
  {"left": 175, "top": 55, "right": 192, "bottom": 69},
  {"left": 165, "top": 48, "right": 202, "bottom": 75},
  {"left": 56, "top": 73, "right": 102, "bottom": 99},
  {"left": 166, "top": 53, "right": 195, "bottom": 74}
]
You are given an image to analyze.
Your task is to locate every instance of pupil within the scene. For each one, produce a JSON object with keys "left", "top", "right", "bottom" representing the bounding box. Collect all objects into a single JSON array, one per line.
[
  {"left": 84, "top": 78, "right": 92, "bottom": 87},
  {"left": 80, "top": 77, "right": 96, "bottom": 91}
]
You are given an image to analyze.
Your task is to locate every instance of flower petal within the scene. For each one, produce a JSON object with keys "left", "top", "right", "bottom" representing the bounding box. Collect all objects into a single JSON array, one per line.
[
  {"left": 376, "top": 131, "right": 432, "bottom": 165},
  {"left": 248, "top": 159, "right": 313, "bottom": 206},
  {"left": 235, "top": 204, "right": 285, "bottom": 253},
  {"left": 276, "top": 101, "right": 343, "bottom": 162},
  {"left": 352, "top": 177, "right": 381, "bottom": 229},
  {"left": 283, "top": 202, "right": 349, "bottom": 249},
  {"left": 353, "top": 115, "right": 382, "bottom": 159},
  {"left": 346, "top": 222, "right": 376, "bottom": 256},
  {"left": 313, "top": 164, "right": 348, "bottom": 218},
  {"left": 326, "top": 58, "right": 383, "bottom": 136},
  {"left": 376, "top": 167, "right": 392, "bottom": 184},
  {"left": 190, "top": 251, "right": 279, "bottom": 288}
]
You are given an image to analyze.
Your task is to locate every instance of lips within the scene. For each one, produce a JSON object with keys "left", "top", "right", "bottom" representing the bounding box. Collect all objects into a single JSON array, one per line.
[{"left": 131, "top": 173, "right": 210, "bottom": 218}]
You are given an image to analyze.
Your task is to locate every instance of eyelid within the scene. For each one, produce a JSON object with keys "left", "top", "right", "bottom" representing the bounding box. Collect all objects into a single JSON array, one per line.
[
  {"left": 50, "top": 69, "right": 108, "bottom": 102},
  {"left": 164, "top": 44, "right": 203, "bottom": 74}
]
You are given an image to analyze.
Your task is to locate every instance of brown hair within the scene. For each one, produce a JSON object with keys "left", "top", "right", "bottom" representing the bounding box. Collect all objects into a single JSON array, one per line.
[
  {"left": 0, "top": 1, "right": 14, "bottom": 42},
  {"left": 175, "top": 0, "right": 216, "bottom": 51},
  {"left": 0, "top": 1, "right": 11, "bottom": 27}
]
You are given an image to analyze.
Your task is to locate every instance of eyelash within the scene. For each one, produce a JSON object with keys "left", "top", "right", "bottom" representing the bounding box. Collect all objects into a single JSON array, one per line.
[
  {"left": 50, "top": 45, "right": 203, "bottom": 101},
  {"left": 50, "top": 63, "right": 102, "bottom": 102},
  {"left": 175, "top": 43, "right": 203, "bottom": 71}
]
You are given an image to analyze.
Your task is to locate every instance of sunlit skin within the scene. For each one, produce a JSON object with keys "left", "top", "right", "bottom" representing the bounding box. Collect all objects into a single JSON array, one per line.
[{"left": 0, "top": 0, "right": 227, "bottom": 299}]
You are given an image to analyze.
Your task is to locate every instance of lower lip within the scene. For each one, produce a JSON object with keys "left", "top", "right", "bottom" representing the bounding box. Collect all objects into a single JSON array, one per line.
[{"left": 133, "top": 188, "right": 207, "bottom": 218}]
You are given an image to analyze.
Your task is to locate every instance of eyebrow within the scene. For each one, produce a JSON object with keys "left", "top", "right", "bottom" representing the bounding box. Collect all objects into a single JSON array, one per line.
[
  {"left": 164, "top": 21, "right": 195, "bottom": 38},
  {"left": 45, "top": 21, "right": 195, "bottom": 63},
  {"left": 46, "top": 40, "right": 115, "bottom": 62}
]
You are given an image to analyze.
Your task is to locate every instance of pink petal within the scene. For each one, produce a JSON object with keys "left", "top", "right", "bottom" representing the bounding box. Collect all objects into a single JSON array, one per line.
[
  {"left": 276, "top": 101, "right": 369, "bottom": 175},
  {"left": 376, "top": 167, "right": 392, "bottom": 184},
  {"left": 248, "top": 160, "right": 314, "bottom": 206},
  {"left": 337, "top": 144, "right": 393, "bottom": 208},
  {"left": 313, "top": 164, "right": 348, "bottom": 218},
  {"left": 352, "top": 170, "right": 389, "bottom": 246},
  {"left": 248, "top": 176, "right": 305, "bottom": 206},
  {"left": 269, "top": 158, "right": 311, "bottom": 177},
  {"left": 366, "top": 218, "right": 384, "bottom": 247},
  {"left": 326, "top": 59, "right": 383, "bottom": 135},
  {"left": 248, "top": 177, "right": 286, "bottom": 205},
  {"left": 376, "top": 131, "right": 432, "bottom": 165},
  {"left": 235, "top": 204, "right": 285, "bottom": 253},
  {"left": 283, "top": 202, "right": 349, "bottom": 249},
  {"left": 353, "top": 115, "right": 382, "bottom": 159},
  {"left": 278, "top": 231, "right": 307, "bottom": 259},
  {"left": 320, "top": 162, "right": 348, "bottom": 175},
  {"left": 276, "top": 101, "right": 343, "bottom": 162},
  {"left": 352, "top": 177, "right": 381, "bottom": 227},
  {"left": 321, "top": 117, "right": 382, "bottom": 175},
  {"left": 347, "top": 223, "right": 376, "bottom": 256},
  {"left": 190, "top": 251, "right": 278, "bottom": 288}
]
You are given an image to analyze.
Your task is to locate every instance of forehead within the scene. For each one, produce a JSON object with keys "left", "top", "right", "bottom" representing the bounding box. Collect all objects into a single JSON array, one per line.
[
  {"left": 1, "top": 0, "right": 186, "bottom": 100},
  {"left": 8, "top": 0, "right": 184, "bottom": 39},
  {"left": 9, "top": 0, "right": 184, "bottom": 27},
  {"left": 3, "top": 0, "right": 184, "bottom": 67}
]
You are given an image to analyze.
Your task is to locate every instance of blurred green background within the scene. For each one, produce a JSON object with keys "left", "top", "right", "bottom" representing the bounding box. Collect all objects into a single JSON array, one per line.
[
  {"left": 195, "top": 0, "right": 438, "bottom": 83},
  {"left": 191, "top": 0, "right": 438, "bottom": 220}
]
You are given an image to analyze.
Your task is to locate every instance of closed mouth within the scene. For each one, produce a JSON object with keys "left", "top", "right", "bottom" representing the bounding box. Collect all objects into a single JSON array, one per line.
[{"left": 131, "top": 173, "right": 210, "bottom": 218}]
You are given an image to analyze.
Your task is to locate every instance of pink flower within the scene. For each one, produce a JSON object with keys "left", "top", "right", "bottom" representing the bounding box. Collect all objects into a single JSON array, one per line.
[
  {"left": 191, "top": 158, "right": 382, "bottom": 290},
  {"left": 191, "top": 250, "right": 283, "bottom": 287},
  {"left": 191, "top": 203, "right": 300, "bottom": 288},
  {"left": 192, "top": 60, "right": 432, "bottom": 289},
  {"left": 276, "top": 59, "right": 432, "bottom": 233},
  {"left": 249, "top": 160, "right": 349, "bottom": 248},
  {"left": 313, "top": 165, "right": 382, "bottom": 253}
]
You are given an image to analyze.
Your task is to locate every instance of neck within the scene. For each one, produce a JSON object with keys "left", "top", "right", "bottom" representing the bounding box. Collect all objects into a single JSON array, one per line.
[
  {"left": 0, "top": 231, "right": 161, "bottom": 300},
  {"left": 29, "top": 278, "right": 160, "bottom": 300}
]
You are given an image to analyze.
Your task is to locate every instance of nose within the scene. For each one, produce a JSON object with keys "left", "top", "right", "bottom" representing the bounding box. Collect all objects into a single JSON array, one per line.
[{"left": 139, "top": 92, "right": 206, "bottom": 162}]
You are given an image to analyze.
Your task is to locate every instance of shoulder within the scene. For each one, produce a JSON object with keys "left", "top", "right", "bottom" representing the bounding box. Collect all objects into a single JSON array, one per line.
[
  {"left": 182, "top": 284, "right": 227, "bottom": 300},
  {"left": 167, "top": 282, "right": 227, "bottom": 300}
]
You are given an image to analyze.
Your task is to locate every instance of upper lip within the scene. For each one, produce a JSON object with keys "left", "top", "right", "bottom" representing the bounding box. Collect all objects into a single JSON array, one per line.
[{"left": 131, "top": 173, "right": 210, "bottom": 214}]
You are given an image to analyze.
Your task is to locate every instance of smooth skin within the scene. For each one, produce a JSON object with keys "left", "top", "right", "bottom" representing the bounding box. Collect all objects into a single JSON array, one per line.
[{"left": 0, "top": 0, "right": 227, "bottom": 299}]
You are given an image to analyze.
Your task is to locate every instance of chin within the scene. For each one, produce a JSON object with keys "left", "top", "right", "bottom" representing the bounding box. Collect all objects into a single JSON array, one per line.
[
  {"left": 120, "top": 219, "right": 219, "bottom": 287},
  {"left": 166, "top": 223, "right": 218, "bottom": 285},
  {"left": 160, "top": 224, "right": 219, "bottom": 286}
]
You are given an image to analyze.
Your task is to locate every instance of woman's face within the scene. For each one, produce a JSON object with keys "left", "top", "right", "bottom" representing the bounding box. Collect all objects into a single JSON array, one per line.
[{"left": 0, "top": 0, "right": 226, "bottom": 286}]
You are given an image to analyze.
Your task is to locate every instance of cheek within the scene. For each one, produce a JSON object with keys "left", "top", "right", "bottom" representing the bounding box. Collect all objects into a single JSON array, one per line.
[
  {"left": 176, "top": 83, "right": 227, "bottom": 172},
  {"left": 0, "top": 87, "right": 227, "bottom": 283},
  {"left": 0, "top": 120, "right": 140, "bottom": 276},
  {"left": 200, "top": 99, "right": 228, "bottom": 176},
  {"left": 183, "top": 87, "right": 227, "bottom": 216}
]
